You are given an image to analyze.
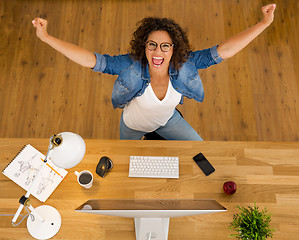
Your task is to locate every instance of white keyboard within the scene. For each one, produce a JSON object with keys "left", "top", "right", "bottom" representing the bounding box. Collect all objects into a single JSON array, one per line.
[{"left": 129, "top": 156, "right": 179, "bottom": 178}]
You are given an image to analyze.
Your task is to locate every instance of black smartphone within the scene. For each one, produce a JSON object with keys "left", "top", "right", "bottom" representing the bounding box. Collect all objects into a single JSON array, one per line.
[{"left": 193, "top": 153, "right": 215, "bottom": 176}]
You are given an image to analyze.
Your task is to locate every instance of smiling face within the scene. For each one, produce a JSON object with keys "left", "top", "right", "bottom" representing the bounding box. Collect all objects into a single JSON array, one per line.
[{"left": 145, "top": 30, "right": 174, "bottom": 74}]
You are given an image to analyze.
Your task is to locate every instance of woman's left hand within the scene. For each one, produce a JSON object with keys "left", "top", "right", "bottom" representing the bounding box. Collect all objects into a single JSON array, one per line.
[{"left": 261, "top": 4, "right": 276, "bottom": 26}]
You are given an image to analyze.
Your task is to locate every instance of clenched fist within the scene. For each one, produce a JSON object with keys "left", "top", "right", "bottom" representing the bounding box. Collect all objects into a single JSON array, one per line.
[
  {"left": 261, "top": 4, "right": 276, "bottom": 26},
  {"left": 32, "top": 18, "right": 49, "bottom": 42}
]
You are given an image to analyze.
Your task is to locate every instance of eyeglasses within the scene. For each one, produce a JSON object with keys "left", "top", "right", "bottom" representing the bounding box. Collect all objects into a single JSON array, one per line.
[{"left": 145, "top": 40, "right": 174, "bottom": 52}]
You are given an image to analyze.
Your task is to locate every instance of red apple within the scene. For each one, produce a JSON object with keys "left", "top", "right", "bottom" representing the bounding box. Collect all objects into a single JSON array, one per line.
[{"left": 223, "top": 181, "right": 237, "bottom": 195}]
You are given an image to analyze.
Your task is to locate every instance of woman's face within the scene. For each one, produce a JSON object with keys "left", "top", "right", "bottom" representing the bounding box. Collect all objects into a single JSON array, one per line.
[{"left": 145, "top": 30, "right": 173, "bottom": 73}]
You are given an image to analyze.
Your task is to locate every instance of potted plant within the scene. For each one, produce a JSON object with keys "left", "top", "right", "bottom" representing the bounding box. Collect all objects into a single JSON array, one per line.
[{"left": 229, "top": 203, "right": 274, "bottom": 240}]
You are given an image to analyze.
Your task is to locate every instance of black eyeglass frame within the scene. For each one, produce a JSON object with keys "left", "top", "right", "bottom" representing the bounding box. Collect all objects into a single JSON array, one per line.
[{"left": 145, "top": 40, "right": 174, "bottom": 52}]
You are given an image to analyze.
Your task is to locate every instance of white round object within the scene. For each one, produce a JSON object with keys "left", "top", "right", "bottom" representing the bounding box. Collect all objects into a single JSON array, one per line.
[
  {"left": 50, "top": 132, "right": 86, "bottom": 169},
  {"left": 27, "top": 205, "right": 61, "bottom": 240}
]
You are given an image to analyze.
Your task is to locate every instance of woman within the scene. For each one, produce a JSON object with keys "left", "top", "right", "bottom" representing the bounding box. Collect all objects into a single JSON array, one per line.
[{"left": 32, "top": 4, "right": 276, "bottom": 140}]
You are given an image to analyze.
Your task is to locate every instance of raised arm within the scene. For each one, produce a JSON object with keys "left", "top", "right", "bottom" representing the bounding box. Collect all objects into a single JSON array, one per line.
[
  {"left": 32, "top": 18, "right": 96, "bottom": 68},
  {"left": 217, "top": 4, "right": 276, "bottom": 60}
]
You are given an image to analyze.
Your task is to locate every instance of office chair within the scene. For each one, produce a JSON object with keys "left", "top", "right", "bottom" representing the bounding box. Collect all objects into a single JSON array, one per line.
[{"left": 143, "top": 109, "right": 183, "bottom": 140}]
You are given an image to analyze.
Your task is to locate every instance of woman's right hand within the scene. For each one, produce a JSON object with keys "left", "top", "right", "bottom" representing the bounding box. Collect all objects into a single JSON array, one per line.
[{"left": 32, "top": 18, "right": 49, "bottom": 41}]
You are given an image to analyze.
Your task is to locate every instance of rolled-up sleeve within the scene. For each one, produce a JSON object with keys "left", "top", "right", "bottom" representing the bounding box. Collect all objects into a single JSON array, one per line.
[
  {"left": 191, "top": 45, "right": 224, "bottom": 69},
  {"left": 210, "top": 45, "right": 223, "bottom": 64},
  {"left": 92, "top": 53, "right": 107, "bottom": 72},
  {"left": 91, "top": 53, "right": 134, "bottom": 75}
]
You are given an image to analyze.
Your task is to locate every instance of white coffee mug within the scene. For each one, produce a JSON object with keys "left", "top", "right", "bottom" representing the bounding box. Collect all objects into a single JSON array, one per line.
[{"left": 74, "top": 170, "right": 93, "bottom": 189}]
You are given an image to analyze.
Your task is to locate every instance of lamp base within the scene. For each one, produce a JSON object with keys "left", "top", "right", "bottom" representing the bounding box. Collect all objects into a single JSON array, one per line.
[{"left": 27, "top": 205, "right": 61, "bottom": 240}]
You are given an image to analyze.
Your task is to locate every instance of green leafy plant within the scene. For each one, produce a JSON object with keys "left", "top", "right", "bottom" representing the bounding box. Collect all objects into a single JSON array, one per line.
[{"left": 229, "top": 203, "right": 274, "bottom": 240}]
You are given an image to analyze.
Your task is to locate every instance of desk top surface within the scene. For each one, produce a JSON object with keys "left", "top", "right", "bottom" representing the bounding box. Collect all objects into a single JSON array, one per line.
[{"left": 1, "top": 139, "right": 299, "bottom": 239}]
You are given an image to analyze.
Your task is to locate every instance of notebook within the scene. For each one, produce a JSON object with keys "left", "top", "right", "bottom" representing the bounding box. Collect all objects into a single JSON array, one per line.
[{"left": 2, "top": 144, "right": 68, "bottom": 202}]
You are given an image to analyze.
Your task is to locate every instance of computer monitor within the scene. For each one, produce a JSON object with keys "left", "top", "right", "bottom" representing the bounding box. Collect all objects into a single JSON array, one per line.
[{"left": 75, "top": 199, "right": 226, "bottom": 240}]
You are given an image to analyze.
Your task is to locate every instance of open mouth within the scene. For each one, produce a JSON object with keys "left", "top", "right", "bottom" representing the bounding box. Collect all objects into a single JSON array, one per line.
[{"left": 152, "top": 57, "right": 164, "bottom": 67}]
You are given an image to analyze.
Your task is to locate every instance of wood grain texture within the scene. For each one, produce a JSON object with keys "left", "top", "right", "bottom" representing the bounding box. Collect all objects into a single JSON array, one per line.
[
  {"left": 0, "top": 0, "right": 298, "bottom": 141},
  {"left": 1, "top": 139, "right": 299, "bottom": 239}
]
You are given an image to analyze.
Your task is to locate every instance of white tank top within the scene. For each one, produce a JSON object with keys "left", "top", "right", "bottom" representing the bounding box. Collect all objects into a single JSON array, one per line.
[{"left": 123, "top": 80, "right": 182, "bottom": 132}]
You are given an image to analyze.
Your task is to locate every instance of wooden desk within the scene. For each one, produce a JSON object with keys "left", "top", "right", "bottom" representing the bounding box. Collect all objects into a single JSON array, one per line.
[{"left": 1, "top": 139, "right": 299, "bottom": 240}]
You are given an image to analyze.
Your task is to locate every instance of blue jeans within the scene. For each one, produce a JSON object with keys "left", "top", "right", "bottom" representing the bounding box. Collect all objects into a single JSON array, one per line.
[{"left": 119, "top": 109, "right": 203, "bottom": 141}]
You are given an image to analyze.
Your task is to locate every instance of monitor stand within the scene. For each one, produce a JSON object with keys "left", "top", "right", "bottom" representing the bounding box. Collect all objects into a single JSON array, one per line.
[{"left": 135, "top": 218, "right": 169, "bottom": 240}]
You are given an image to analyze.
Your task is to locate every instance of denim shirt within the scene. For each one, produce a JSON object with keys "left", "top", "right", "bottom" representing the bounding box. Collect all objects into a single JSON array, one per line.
[{"left": 92, "top": 45, "right": 223, "bottom": 109}]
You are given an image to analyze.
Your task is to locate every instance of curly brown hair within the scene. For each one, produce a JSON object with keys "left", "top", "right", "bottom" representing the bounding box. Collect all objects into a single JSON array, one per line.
[{"left": 129, "top": 17, "right": 192, "bottom": 70}]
